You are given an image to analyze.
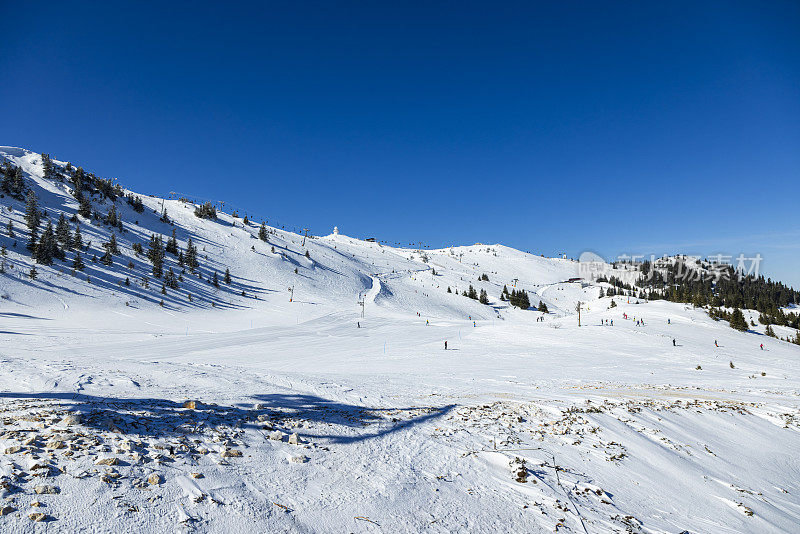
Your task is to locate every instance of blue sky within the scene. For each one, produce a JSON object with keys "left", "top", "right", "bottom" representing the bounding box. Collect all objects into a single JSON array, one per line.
[{"left": 2, "top": 2, "right": 799, "bottom": 286}]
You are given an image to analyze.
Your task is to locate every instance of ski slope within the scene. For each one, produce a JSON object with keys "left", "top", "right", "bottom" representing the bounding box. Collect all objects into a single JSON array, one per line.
[{"left": 1, "top": 147, "right": 799, "bottom": 533}]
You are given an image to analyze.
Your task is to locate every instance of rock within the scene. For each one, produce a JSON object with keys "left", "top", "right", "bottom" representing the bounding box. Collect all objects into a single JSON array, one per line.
[
  {"left": 0, "top": 505, "right": 16, "bottom": 516},
  {"left": 4, "top": 446, "right": 21, "bottom": 454},
  {"left": 221, "top": 449, "right": 242, "bottom": 458},
  {"left": 289, "top": 455, "right": 309, "bottom": 464},
  {"left": 269, "top": 431, "right": 284, "bottom": 441},
  {"left": 34, "top": 485, "right": 59, "bottom": 495},
  {"left": 190, "top": 473, "right": 204, "bottom": 479},
  {"left": 96, "top": 457, "right": 118, "bottom": 466},
  {"left": 183, "top": 401, "right": 198, "bottom": 409},
  {"left": 22, "top": 437, "right": 37, "bottom": 446},
  {"left": 288, "top": 433, "right": 301, "bottom": 445},
  {"left": 30, "top": 501, "right": 44, "bottom": 507},
  {"left": 147, "top": 473, "right": 161, "bottom": 485},
  {"left": 61, "top": 414, "right": 80, "bottom": 426},
  {"left": 46, "top": 440, "right": 65, "bottom": 449},
  {"left": 29, "top": 512, "right": 47, "bottom": 522},
  {"left": 257, "top": 414, "right": 270, "bottom": 422}
]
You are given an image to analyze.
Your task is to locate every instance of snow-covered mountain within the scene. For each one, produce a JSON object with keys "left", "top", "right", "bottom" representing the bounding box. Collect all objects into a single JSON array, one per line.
[
  {"left": 0, "top": 146, "right": 610, "bottom": 320},
  {"left": 2, "top": 147, "right": 800, "bottom": 533}
]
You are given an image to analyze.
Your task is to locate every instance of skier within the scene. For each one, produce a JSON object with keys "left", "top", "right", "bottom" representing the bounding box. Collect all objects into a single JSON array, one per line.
[
  {"left": 473, "top": 321, "right": 476, "bottom": 327},
  {"left": 673, "top": 338, "right": 676, "bottom": 347},
  {"left": 444, "top": 340, "right": 448, "bottom": 350},
  {"left": 714, "top": 340, "right": 718, "bottom": 347},
  {"left": 357, "top": 322, "right": 360, "bottom": 328},
  {"left": 668, "top": 318, "right": 671, "bottom": 324},
  {"left": 760, "top": 343, "right": 764, "bottom": 350},
  {"left": 610, "top": 319, "right": 613, "bottom": 326},
  {"left": 426, "top": 319, "right": 429, "bottom": 326}
]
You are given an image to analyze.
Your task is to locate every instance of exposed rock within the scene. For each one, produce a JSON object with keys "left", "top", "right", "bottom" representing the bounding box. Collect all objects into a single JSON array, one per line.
[
  {"left": 34, "top": 485, "right": 59, "bottom": 495},
  {"left": 29, "top": 512, "right": 48, "bottom": 522},
  {"left": 221, "top": 449, "right": 242, "bottom": 458},
  {"left": 183, "top": 401, "right": 198, "bottom": 409},
  {"left": 190, "top": 473, "right": 204, "bottom": 479},
  {"left": 288, "top": 433, "right": 301, "bottom": 445},
  {"left": 269, "top": 431, "right": 284, "bottom": 441},
  {"left": 0, "top": 505, "right": 16, "bottom": 516},
  {"left": 46, "top": 440, "right": 66, "bottom": 449},
  {"left": 4, "top": 446, "right": 21, "bottom": 454},
  {"left": 147, "top": 473, "right": 161, "bottom": 485},
  {"left": 95, "top": 457, "right": 118, "bottom": 466},
  {"left": 289, "top": 455, "right": 309, "bottom": 464}
]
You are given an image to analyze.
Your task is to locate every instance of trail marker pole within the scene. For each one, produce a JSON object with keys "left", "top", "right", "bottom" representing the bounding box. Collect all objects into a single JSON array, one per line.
[{"left": 576, "top": 301, "right": 582, "bottom": 327}]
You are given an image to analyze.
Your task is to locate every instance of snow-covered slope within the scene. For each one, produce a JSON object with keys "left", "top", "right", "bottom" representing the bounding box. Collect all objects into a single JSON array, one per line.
[{"left": 1, "top": 147, "right": 800, "bottom": 533}]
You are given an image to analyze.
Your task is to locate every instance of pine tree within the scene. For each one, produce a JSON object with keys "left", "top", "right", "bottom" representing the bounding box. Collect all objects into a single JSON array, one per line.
[
  {"left": 259, "top": 223, "right": 268, "bottom": 241},
  {"left": 147, "top": 234, "right": 165, "bottom": 278},
  {"left": 185, "top": 238, "right": 199, "bottom": 273},
  {"left": 107, "top": 232, "right": 120, "bottom": 254},
  {"left": 243, "top": 215, "right": 249, "bottom": 225},
  {"left": 78, "top": 195, "right": 92, "bottom": 218},
  {"left": 765, "top": 324, "right": 776, "bottom": 338},
  {"left": 6, "top": 220, "right": 13, "bottom": 238},
  {"left": 447, "top": 286, "right": 452, "bottom": 293},
  {"left": 479, "top": 288, "right": 489, "bottom": 304},
  {"left": 164, "top": 267, "right": 179, "bottom": 289},
  {"left": 34, "top": 221, "right": 58, "bottom": 265},
  {"left": 29, "top": 266, "right": 38, "bottom": 279},
  {"left": 55, "top": 213, "right": 71, "bottom": 247},
  {"left": 72, "top": 223, "right": 83, "bottom": 250},
  {"left": 538, "top": 301, "right": 549, "bottom": 313},
  {"left": 224, "top": 268, "right": 231, "bottom": 284},
  {"left": 166, "top": 228, "right": 178, "bottom": 255},
  {"left": 729, "top": 308, "right": 748, "bottom": 331},
  {"left": 212, "top": 271, "right": 220, "bottom": 288},
  {"left": 101, "top": 248, "right": 113, "bottom": 266},
  {"left": 27, "top": 226, "right": 38, "bottom": 252},
  {"left": 598, "top": 287, "right": 605, "bottom": 298},
  {"left": 72, "top": 251, "right": 85, "bottom": 271},
  {"left": 105, "top": 205, "right": 119, "bottom": 227},
  {"left": 24, "top": 190, "right": 40, "bottom": 231},
  {"left": 468, "top": 285, "right": 478, "bottom": 300}
]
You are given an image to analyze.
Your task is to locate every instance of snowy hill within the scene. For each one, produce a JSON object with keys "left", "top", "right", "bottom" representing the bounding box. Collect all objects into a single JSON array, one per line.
[{"left": 1, "top": 147, "right": 800, "bottom": 533}]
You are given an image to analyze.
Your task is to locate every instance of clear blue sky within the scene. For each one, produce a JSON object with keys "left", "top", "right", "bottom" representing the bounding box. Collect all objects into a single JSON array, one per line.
[{"left": 2, "top": 2, "right": 799, "bottom": 286}]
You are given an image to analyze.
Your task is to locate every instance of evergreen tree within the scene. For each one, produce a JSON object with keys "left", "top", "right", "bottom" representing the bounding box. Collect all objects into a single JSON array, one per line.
[
  {"left": 764, "top": 324, "right": 776, "bottom": 338},
  {"left": 105, "top": 205, "right": 119, "bottom": 227},
  {"left": 107, "top": 232, "right": 120, "bottom": 254},
  {"left": 166, "top": 228, "right": 178, "bottom": 255},
  {"left": 212, "top": 271, "right": 220, "bottom": 288},
  {"left": 72, "top": 223, "right": 83, "bottom": 250},
  {"left": 259, "top": 223, "right": 268, "bottom": 241},
  {"left": 55, "top": 213, "right": 71, "bottom": 247},
  {"left": 598, "top": 287, "right": 605, "bottom": 298},
  {"left": 185, "top": 238, "right": 199, "bottom": 273},
  {"left": 479, "top": 288, "right": 489, "bottom": 304},
  {"left": 538, "top": 301, "right": 549, "bottom": 313},
  {"left": 164, "top": 267, "right": 179, "bottom": 289},
  {"left": 27, "top": 226, "right": 38, "bottom": 252},
  {"left": 224, "top": 268, "right": 231, "bottom": 284},
  {"left": 24, "top": 190, "right": 40, "bottom": 231},
  {"left": 147, "top": 234, "right": 165, "bottom": 278},
  {"left": 468, "top": 285, "right": 478, "bottom": 300},
  {"left": 101, "top": 247, "right": 113, "bottom": 266},
  {"left": 41, "top": 153, "right": 57, "bottom": 181},
  {"left": 72, "top": 251, "right": 85, "bottom": 271},
  {"left": 78, "top": 195, "right": 92, "bottom": 218},
  {"left": 34, "top": 221, "right": 58, "bottom": 265},
  {"left": 447, "top": 286, "right": 452, "bottom": 293},
  {"left": 29, "top": 266, "right": 37, "bottom": 279},
  {"left": 729, "top": 308, "right": 749, "bottom": 331},
  {"left": 6, "top": 220, "right": 13, "bottom": 238}
]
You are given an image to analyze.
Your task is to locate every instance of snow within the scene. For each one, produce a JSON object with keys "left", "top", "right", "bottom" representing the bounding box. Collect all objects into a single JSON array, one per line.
[{"left": 1, "top": 146, "right": 799, "bottom": 532}]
